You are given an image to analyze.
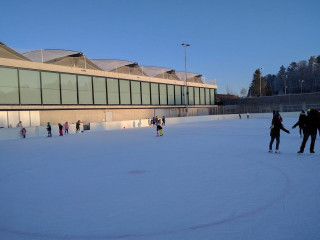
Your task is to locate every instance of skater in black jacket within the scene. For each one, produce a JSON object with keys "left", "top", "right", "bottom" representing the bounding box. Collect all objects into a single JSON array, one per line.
[
  {"left": 297, "top": 109, "right": 320, "bottom": 154},
  {"left": 292, "top": 110, "right": 306, "bottom": 137},
  {"left": 46, "top": 122, "right": 52, "bottom": 137},
  {"left": 269, "top": 113, "right": 290, "bottom": 153}
]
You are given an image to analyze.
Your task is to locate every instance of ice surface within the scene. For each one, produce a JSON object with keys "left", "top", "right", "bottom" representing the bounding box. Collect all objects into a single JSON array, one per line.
[{"left": 0, "top": 118, "right": 319, "bottom": 240}]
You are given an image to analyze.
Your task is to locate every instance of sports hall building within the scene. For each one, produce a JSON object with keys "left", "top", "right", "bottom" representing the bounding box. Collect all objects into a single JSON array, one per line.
[{"left": 0, "top": 42, "right": 217, "bottom": 128}]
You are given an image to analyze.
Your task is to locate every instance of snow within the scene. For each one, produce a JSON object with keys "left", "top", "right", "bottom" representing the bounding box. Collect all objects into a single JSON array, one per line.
[{"left": 0, "top": 117, "right": 320, "bottom": 240}]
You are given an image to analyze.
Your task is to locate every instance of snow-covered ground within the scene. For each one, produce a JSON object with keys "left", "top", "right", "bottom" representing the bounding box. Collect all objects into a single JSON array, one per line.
[{"left": 0, "top": 117, "right": 319, "bottom": 240}]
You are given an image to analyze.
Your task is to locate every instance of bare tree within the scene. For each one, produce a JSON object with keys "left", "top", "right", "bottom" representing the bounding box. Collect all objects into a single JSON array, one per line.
[{"left": 240, "top": 88, "right": 248, "bottom": 98}]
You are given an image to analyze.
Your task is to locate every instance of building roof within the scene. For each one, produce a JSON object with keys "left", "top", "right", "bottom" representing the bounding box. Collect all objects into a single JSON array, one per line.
[
  {"left": 175, "top": 71, "right": 203, "bottom": 83},
  {"left": 91, "top": 59, "right": 137, "bottom": 71},
  {"left": 0, "top": 42, "right": 30, "bottom": 61},
  {"left": 23, "top": 49, "right": 82, "bottom": 62}
]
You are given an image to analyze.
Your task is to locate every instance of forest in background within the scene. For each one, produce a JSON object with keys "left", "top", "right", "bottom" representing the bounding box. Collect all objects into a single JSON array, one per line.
[{"left": 247, "top": 55, "right": 320, "bottom": 97}]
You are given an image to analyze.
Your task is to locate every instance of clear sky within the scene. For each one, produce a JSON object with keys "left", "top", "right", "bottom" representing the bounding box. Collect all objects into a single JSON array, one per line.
[{"left": 1, "top": 0, "right": 319, "bottom": 94}]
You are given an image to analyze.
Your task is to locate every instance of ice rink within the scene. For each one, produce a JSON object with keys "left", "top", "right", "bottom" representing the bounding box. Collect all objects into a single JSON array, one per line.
[{"left": 0, "top": 117, "right": 319, "bottom": 240}]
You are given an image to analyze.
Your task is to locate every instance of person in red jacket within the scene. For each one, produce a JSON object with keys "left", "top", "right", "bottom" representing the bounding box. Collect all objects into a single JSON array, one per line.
[
  {"left": 21, "top": 128, "right": 26, "bottom": 138},
  {"left": 64, "top": 122, "right": 69, "bottom": 134}
]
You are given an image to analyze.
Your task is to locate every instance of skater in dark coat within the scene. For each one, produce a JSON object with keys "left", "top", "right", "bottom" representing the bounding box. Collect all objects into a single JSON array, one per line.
[
  {"left": 76, "top": 120, "right": 81, "bottom": 133},
  {"left": 46, "top": 122, "right": 52, "bottom": 137},
  {"left": 297, "top": 109, "right": 320, "bottom": 154},
  {"left": 292, "top": 110, "right": 306, "bottom": 137},
  {"left": 156, "top": 121, "right": 163, "bottom": 136},
  {"left": 162, "top": 116, "right": 166, "bottom": 126},
  {"left": 58, "top": 123, "right": 63, "bottom": 136},
  {"left": 269, "top": 113, "right": 290, "bottom": 153}
]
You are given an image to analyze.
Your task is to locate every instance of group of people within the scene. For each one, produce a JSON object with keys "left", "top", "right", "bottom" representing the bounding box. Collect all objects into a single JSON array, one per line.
[
  {"left": 150, "top": 116, "right": 165, "bottom": 136},
  {"left": 16, "top": 120, "right": 82, "bottom": 138},
  {"left": 269, "top": 109, "right": 320, "bottom": 154},
  {"left": 150, "top": 116, "right": 165, "bottom": 126},
  {"left": 46, "top": 120, "right": 81, "bottom": 137}
]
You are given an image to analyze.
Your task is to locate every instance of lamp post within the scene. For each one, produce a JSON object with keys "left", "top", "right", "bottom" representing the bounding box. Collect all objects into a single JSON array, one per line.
[
  {"left": 284, "top": 75, "right": 288, "bottom": 95},
  {"left": 259, "top": 67, "right": 263, "bottom": 97},
  {"left": 182, "top": 43, "right": 190, "bottom": 116},
  {"left": 299, "top": 80, "right": 304, "bottom": 94}
]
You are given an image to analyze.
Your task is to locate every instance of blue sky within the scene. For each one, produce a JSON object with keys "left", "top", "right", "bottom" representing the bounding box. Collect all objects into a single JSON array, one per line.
[{"left": 1, "top": 0, "right": 319, "bottom": 94}]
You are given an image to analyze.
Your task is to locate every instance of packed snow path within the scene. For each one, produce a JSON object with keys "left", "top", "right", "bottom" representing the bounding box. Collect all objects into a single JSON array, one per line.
[{"left": 0, "top": 118, "right": 319, "bottom": 240}]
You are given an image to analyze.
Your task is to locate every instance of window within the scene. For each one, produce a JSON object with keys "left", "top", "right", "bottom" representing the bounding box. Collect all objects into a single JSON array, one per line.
[
  {"left": 194, "top": 87, "right": 200, "bottom": 105},
  {"left": 159, "top": 84, "right": 167, "bottom": 105},
  {"left": 182, "top": 86, "right": 187, "bottom": 105},
  {"left": 0, "top": 67, "right": 19, "bottom": 104},
  {"left": 61, "top": 74, "right": 77, "bottom": 104},
  {"left": 119, "top": 79, "right": 131, "bottom": 105},
  {"left": 107, "top": 78, "right": 119, "bottom": 104},
  {"left": 167, "top": 85, "right": 174, "bottom": 105},
  {"left": 93, "top": 77, "right": 106, "bottom": 104},
  {"left": 19, "top": 69, "right": 41, "bottom": 104},
  {"left": 200, "top": 88, "right": 205, "bottom": 105},
  {"left": 188, "top": 86, "right": 194, "bottom": 105},
  {"left": 151, "top": 83, "right": 159, "bottom": 105},
  {"left": 205, "top": 88, "right": 210, "bottom": 105},
  {"left": 78, "top": 75, "right": 93, "bottom": 104},
  {"left": 141, "top": 82, "right": 150, "bottom": 105},
  {"left": 210, "top": 89, "right": 215, "bottom": 104},
  {"left": 41, "top": 72, "right": 60, "bottom": 104},
  {"left": 175, "top": 85, "right": 182, "bottom": 105},
  {"left": 131, "top": 81, "right": 141, "bottom": 105}
]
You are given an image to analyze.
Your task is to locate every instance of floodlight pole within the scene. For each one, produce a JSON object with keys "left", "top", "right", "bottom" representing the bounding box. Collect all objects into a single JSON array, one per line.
[
  {"left": 182, "top": 43, "right": 190, "bottom": 117},
  {"left": 259, "top": 67, "right": 263, "bottom": 97},
  {"left": 299, "top": 80, "right": 304, "bottom": 94}
]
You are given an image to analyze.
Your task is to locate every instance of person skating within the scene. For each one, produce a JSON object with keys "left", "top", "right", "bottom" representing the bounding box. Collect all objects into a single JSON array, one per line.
[
  {"left": 64, "top": 122, "right": 69, "bottom": 134},
  {"left": 297, "top": 109, "right": 320, "bottom": 154},
  {"left": 292, "top": 110, "right": 306, "bottom": 137},
  {"left": 21, "top": 128, "right": 26, "bottom": 138},
  {"left": 46, "top": 122, "right": 52, "bottom": 137},
  {"left": 76, "top": 120, "right": 81, "bottom": 133},
  {"left": 156, "top": 121, "right": 163, "bottom": 136},
  {"left": 16, "top": 121, "right": 23, "bottom": 128},
  {"left": 58, "top": 123, "right": 63, "bottom": 136},
  {"left": 162, "top": 116, "right": 166, "bottom": 126},
  {"left": 269, "top": 112, "right": 290, "bottom": 153}
]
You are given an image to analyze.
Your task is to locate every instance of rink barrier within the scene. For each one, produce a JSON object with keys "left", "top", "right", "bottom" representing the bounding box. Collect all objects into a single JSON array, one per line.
[{"left": 0, "top": 112, "right": 301, "bottom": 140}]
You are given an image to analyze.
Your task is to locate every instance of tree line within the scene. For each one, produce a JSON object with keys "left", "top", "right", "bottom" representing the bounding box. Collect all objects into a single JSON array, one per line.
[{"left": 247, "top": 55, "right": 320, "bottom": 97}]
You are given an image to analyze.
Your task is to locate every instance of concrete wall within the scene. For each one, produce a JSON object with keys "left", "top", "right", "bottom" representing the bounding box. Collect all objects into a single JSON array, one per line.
[{"left": 0, "top": 112, "right": 301, "bottom": 140}]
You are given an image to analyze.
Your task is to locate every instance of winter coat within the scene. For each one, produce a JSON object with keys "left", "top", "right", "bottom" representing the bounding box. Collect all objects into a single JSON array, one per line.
[
  {"left": 303, "top": 110, "right": 320, "bottom": 135},
  {"left": 64, "top": 123, "right": 69, "bottom": 129},
  {"left": 292, "top": 112, "right": 307, "bottom": 128},
  {"left": 47, "top": 125, "right": 51, "bottom": 131},
  {"left": 270, "top": 116, "right": 289, "bottom": 137},
  {"left": 59, "top": 124, "right": 63, "bottom": 131}
]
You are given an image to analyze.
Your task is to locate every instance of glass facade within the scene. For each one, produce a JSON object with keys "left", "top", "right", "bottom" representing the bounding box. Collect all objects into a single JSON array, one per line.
[
  {"left": 93, "top": 77, "right": 106, "bottom": 104},
  {"left": 151, "top": 83, "right": 159, "bottom": 105},
  {"left": 200, "top": 88, "right": 205, "bottom": 105},
  {"left": 188, "top": 86, "right": 194, "bottom": 105},
  {"left": 78, "top": 75, "right": 93, "bottom": 104},
  {"left": 131, "top": 81, "right": 141, "bottom": 105},
  {"left": 205, "top": 88, "right": 210, "bottom": 105},
  {"left": 41, "top": 72, "right": 60, "bottom": 104},
  {"left": 19, "top": 69, "right": 41, "bottom": 104},
  {"left": 0, "top": 67, "right": 19, "bottom": 104},
  {"left": 194, "top": 87, "right": 200, "bottom": 105},
  {"left": 167, "top": 85, "right": 174, "bottom": 105},
  {"left": 141, "top": 82, "right": 150, "bottom": 105},
  {"left": 119, "top": 79, "right": 131, "bottom": 105},
  {"left": 0, "top": 66, "right": 215, "bottom": 106},
  {"left": 159, "top": 84, "right": 167, "bottom": 105},
  {"left": 107, "top": 78, "right": 119, "bottom": 105},
  {"left": 61, "top": 74, "right": 77, "bottom": 104},
  {"left": 175, "top": 85, "right": 182, "bottom": 105},
  {"left": 210, "top": 89, "right": 215, "bottom": 105}
]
